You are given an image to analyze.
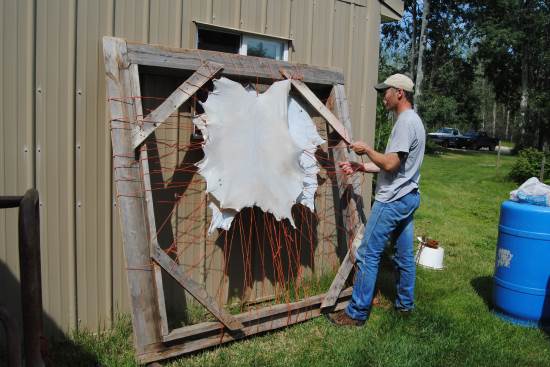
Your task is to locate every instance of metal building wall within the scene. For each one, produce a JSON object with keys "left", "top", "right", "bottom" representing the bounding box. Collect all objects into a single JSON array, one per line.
[{"left": 0, "top": 0, "right": 387, "bottom": 335}]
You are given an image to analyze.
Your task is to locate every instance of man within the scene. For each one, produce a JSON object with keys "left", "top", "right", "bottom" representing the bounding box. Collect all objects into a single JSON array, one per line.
[{"left": 328, "top": 73, "right": 425, "bottom": 326}]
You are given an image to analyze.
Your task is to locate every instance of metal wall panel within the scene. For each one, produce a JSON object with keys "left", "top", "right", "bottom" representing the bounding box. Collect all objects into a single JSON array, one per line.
[
  {"left": 35, "top": 0, "right": 77, "bottom": 336},
  {"left": 360, "top": 0, "right": 381, "bottom": 146},
  {"left": 150, "top": 0, "right": 183, "bottom": 47},
  {"left": 114, "top": 0, "right": 150, "bottom": 43},
  {"left": 0, "top": 0, "right": 389, "bottom": 336},
  {"left": 349, "top": 4, "right": 368, "bottom": 142},
  {"left": 240, "top": 0, "right": 266, "bottom": 33},
  {"left": 212, "top": 0, "right": 240, "bottom": 28},
  {"left": 75, "top": 0, "right": 115, "bottom": 331},
  {"left": 332, "top": 1, "right": 353, "bottom": 83},
  {"left": 190, "top": 0, "right": 213, "bottom": 24},
  {"left": 310, "top": 0, "right": 334, "bottom": 67},
  {"left": 265, "top": 0, "right": 291, "bottom": 37},
  {"left": 289, "top": 0, "right": 314, "bottom": 64},
  {"left": 0, "top": 0, "right": 35, "bottom": 334}
]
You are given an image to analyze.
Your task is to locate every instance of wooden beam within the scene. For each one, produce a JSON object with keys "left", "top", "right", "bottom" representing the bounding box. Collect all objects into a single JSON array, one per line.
[
  {"left": 321, "top": 230, "right": 363, "bottom": 309},
  {"left": 163, "top": 287, "right": 352, "bottom": 343},
  {"left": 138, "top": 288, "right": 352, "bottom": 364},
  {"left": 281, "top": 70, "right": 352, "bottom": 144},
  {"left": 152, "top": 264, "right": 169, "bottom": 337},
  {"left": 102, "top": 36, "right": 162, "bottom": 354},
  {"left": 126, "top": 40, "right": 344, "bottom": 86},
  {"left": 132, "top": 61, "right": 223, "bottom": 149},
  {"left": 151, "top": 245, "right": 244, "bottom": 331},
  {"left": 126, "top": 61, "right": 173, "bottom": 338},
  {"left": 321, "top": 84, "right": 366, "bottom": 309}
]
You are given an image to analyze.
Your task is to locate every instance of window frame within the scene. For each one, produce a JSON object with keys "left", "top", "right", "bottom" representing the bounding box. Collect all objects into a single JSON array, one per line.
[{"left": 194, "top": 21, "right": 291, "bottom": 62}]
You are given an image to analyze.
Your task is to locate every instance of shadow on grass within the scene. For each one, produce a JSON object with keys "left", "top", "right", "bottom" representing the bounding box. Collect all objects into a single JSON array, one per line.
[
  {"left": 470, "top": 276, "right": 493, "bottom": 311},
  {"left": 47, "top": 338, "right": 101, "bottom": 367},
  {"left": 0, "top": 260, "right": 99, "bottom": 367}
]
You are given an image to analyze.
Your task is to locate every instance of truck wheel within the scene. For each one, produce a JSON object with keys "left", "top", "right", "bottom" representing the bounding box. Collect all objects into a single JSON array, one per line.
[{"left": 489, "top": 145, "right": 495, "bottom": 151}]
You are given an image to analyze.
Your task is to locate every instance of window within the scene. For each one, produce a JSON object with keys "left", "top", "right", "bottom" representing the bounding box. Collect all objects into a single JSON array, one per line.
[
  {"left": 196, "top": 25, "right": 289, "bottom": 61},
  {"left": 197, "top": 28, "right": 240, "bottom": 54},
  {"left": 240, "top": 35, "right": 287, "bottom": 61}
]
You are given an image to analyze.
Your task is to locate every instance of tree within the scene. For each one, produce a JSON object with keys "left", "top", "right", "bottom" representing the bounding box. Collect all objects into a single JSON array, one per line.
[
  {"left": 414, "top": 0, "right": 429, "bottom": 107},
  {"left": 469, "top": 0, "right": 550, "bottom": 149},
  {"left": 380, "top": 1, "right": 481, "bottom": 131}
]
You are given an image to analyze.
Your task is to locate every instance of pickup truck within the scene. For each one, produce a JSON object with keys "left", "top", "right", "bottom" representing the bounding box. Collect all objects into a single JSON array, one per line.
[
  {"left": 462, "top": 131, "right": 499, "bottom": 151},
  {"left": 427, "top": 127, "right": 467, "bottom": 148}
]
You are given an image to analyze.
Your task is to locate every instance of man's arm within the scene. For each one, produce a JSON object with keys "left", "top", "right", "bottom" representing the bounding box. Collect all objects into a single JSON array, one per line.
[
  {"left": 339, "top": 161, "right": 380, "bottom": 174},
  {"left": 350, "top": 141, "right": 403, "bottom": 172}
]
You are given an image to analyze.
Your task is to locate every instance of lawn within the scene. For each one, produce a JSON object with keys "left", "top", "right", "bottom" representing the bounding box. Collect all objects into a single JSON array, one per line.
[{"left": 50, "top": 150, "right": 550, "bottom": 367}]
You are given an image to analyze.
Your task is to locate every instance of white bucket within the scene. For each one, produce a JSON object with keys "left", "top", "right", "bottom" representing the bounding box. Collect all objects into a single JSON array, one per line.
[{"left": 416, "top": 245, "right": 444, "bottom": 270}]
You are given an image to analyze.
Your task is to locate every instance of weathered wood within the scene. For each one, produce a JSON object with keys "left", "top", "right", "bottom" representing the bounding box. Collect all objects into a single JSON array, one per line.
[
  {"left": 163, "top": 287, "right": 352, "bottom": 343},
  {"left": 281, "top": 70, "right": 351, "bottom": 144},
  {"left": 105, "top": 37, "right": 361, "bottom": 364},
  {"left": 126, "top": 40, "right": 344, "bottom": 86},
  {"left": 151, "top": 245, "right": 244, "bottom": 331},
  {"left": 132, "top": 61, "right": 223, "bottom": 149},
  {"left": 138, "top": 288, "right": 352, "bottom": 364},
  {"left": 103, "top": 36, "right": 162, "bottom": 354},
  {"left": 126, "top": 62, "right": 173, "bottom": 339},
  {"left": 321, "top": 230, "right": 363, "bottom": 309},
  {"left": 152, "top": 264, "right": 169, "bottom": 337},
  {"left": 321, "top": 84, "right": 366, "bottom": 309}
]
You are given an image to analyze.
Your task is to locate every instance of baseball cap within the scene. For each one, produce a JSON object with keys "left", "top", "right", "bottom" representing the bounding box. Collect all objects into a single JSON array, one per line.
[{"left": 374, "top": 73, "right": 414, "bottom": 92}]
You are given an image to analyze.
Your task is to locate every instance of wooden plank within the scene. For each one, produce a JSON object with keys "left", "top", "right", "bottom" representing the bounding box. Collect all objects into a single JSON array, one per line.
[
  {"left": 163, "top": 287, "right": 353, "bottom": 343},
  {"left": 151, "top": 245, "right": 244, "bottom": 331},
  {"left": 126, "top": 40, "right": 344, "bottom": 85},
  {"left": 152, "top": 264, "right": 170, "bottom": 337},
  {"left": 102, "top": 36, "right": 162, "bottom": 354},
  {"left": 132, "top": 61, "right": 224, "bottom": 149},
  {"left": 138, "top": 288, "right": 352, "bottom": 364},
  {"left": 127, "top": 61, "right": 172, "bottom": 339},
  {"left": 281, "top": 70, "right": 352, "bottom": 144},
  {"left": 321, "top": 230, "right": 363, "bottom": 309},
  {"left": 321, "top": 84, "right": 366, "bottom": 309}
]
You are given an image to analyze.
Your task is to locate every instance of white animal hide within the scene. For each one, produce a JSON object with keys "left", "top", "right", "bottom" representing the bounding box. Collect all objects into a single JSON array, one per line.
[{"left": 195, "top": 77, "right": 324, "bottom": 234}]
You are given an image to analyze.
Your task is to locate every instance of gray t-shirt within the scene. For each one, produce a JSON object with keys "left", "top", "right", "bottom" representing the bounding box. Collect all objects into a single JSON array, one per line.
[{"left": 375, "top": 109, "right": 425, "bottom": 203}]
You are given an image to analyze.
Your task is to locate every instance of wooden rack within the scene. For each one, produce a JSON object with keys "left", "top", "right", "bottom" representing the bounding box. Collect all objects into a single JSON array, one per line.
[{"left": 103, "top": 36, "right": 364, "bottom": 365}]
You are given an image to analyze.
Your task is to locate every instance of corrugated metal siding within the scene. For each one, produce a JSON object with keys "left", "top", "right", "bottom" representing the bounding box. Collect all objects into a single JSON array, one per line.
[
  {"left": 0, "top": 0, "right": 387, "bottom": 335},
  {"left": 35, "top": 0, "right": 78, "bottom": 335},
  {"left": 75, "top": 0, "right": 114, "bottom": 330},
  {"left": 0, "top": 0, "right": 35, "bottom": 333}
]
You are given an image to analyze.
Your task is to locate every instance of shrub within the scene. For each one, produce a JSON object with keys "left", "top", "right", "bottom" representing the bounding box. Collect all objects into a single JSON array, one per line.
[
  {"left": 425, "top": 138, "right": 443, "bottom": 155},
  {"left": 509, "top": 148, "right": 549, "bottom": 184}
]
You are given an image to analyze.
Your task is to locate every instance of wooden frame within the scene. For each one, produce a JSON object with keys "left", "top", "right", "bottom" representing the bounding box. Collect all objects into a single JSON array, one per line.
[{"left": 103, "top": 36, "right": 364, "bottom": 365}]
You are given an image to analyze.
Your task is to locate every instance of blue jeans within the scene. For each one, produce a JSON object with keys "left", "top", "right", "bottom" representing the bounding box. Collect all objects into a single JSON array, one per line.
[{"left": 345, "top": 190, "right": 420, "bottom": 321}]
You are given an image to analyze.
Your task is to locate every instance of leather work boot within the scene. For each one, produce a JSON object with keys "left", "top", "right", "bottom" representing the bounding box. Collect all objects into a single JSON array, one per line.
[{"left": 326, "top": 310, "right": 365, "bottom": 326}]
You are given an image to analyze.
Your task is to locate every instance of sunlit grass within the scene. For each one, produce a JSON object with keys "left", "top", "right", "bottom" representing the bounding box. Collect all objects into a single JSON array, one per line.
[{"left": 50, "top": 150, "right": 550, "bottom": 366}]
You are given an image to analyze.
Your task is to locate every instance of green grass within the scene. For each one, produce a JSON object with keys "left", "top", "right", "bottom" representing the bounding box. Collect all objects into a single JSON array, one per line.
[{"left": 49, "top": 150, "right": 550, "bottom": 366}]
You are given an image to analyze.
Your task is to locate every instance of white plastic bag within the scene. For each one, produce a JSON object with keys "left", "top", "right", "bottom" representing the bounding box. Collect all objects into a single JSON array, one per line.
[{"left": 510, "top": 177, "right": 550, "bottom": 206}]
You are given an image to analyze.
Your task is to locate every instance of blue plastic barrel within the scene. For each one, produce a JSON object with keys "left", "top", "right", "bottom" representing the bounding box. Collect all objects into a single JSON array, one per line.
[{"left": 493, "top": 200, "right": 550, "bottom": 326}]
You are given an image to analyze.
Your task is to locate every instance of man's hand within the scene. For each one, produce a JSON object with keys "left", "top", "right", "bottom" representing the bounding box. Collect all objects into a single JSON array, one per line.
[
  {"left": 350, "top": 141, "right": 370, "bottom": 155},
  {"left": 339, "top": 161, "right": 365, "bottom": 175}
]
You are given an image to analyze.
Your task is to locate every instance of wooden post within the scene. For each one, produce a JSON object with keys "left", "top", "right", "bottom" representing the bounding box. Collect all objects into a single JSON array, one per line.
[
  {"left": 103, "top": 36, "right": 162, "bottom": 356},
  {"left": 321, "top": 85, "right": 366, "bottom": 309}
]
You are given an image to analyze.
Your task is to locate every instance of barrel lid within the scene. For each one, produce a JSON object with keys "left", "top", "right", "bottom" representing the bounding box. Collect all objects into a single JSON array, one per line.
[{"left": 500, "top": 200, "right": 550, "bottom": 235}]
